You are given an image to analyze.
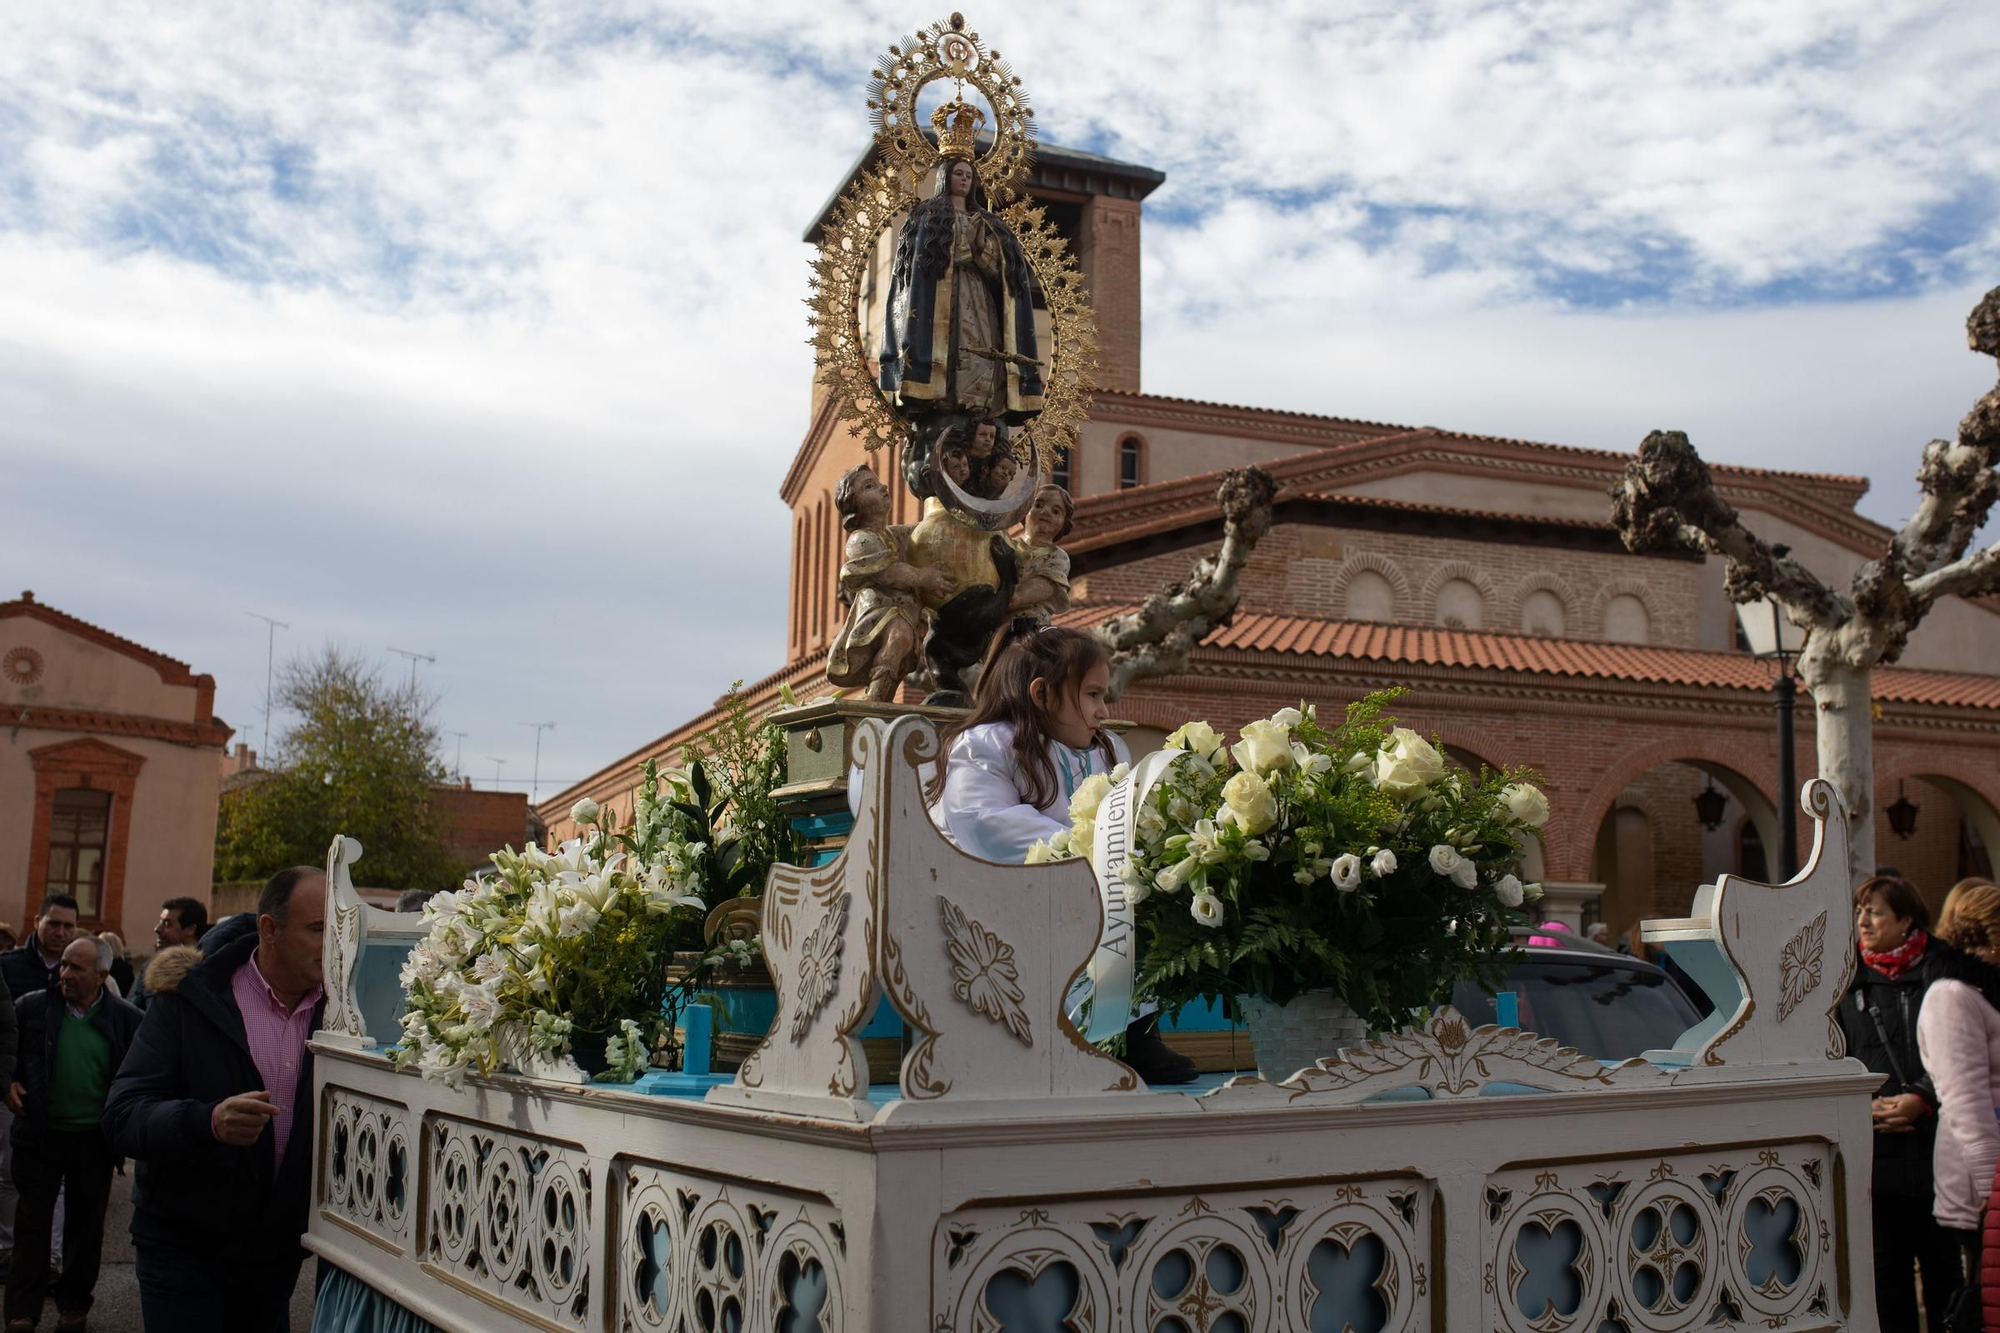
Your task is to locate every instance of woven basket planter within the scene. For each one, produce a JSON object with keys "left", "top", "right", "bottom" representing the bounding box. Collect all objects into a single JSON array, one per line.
[{"left": 1238, "top": 990, "right": 1370, "bottom": 1082}]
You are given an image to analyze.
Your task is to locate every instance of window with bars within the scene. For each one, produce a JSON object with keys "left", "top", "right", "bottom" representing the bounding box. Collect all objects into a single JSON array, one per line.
[
  {"left": 1118, "top": 436, "right": 1143, "bottom": 489},
  {"left": 46, "top": 788, "right": 111, "bottom": 917}
]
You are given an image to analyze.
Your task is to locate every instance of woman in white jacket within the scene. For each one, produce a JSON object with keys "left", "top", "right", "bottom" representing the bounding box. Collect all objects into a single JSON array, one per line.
[{"left": 1917, "top": 882, "right": 2000, "bottom": 1272}]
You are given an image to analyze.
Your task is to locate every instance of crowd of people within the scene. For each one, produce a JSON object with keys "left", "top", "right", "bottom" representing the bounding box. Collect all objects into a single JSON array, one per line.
[
  {"left": 0, "top": 870, "right": 325, "bottom": 1332},
  {"left": 1841, "top": 870, "right": 2000, "bottom": 1332}
]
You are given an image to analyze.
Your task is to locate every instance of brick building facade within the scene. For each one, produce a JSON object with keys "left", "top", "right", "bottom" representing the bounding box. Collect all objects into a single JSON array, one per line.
[
  {"left": 545, "top": 144, "right": 2000, "bottom": 940},
  {"left": 1, "top": 592, "right": 232, "bottom": 943}
]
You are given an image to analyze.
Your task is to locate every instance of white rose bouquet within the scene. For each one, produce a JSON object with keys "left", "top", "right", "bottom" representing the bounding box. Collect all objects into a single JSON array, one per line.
[
  {"left": 1037, "top": 689, "right": 1546, "bottom": 1034},
  {"left": 392, "top": 757, "right": 710, "bottom": 1084}
]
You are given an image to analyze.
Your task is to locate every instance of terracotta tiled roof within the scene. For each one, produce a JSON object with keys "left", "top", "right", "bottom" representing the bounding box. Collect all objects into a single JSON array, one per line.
[{"left": 1057, "top": 604, "right": 2000, "bottom": 711}]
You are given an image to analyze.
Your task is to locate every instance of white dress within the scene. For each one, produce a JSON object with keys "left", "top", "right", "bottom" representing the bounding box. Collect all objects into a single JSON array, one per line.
[{"left": 846, "top": 721, "right": 1129, "bottom": 863}]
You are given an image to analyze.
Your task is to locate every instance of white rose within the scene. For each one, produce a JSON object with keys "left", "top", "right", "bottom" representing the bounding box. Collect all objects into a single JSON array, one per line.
[
  {"left": 1165, "top": 720, "right": 1223, "bottom": 760},
  {"left": 1220, "top": 771, "right": 1279, "bottom": 835},
  {"left": 1428, "top": 844, "right": 1463, "bottom": 877},
  {"left": 1110, "top": 762, "right": 1131, "bottom": 783},
  {"left": 571, "top": 797, "right": 601, "bottom": 826},
  {"left": 1501, "top": 783, "right": 1551, "bottom": 829},
  {"left": 1494, "top": 873, "right": 1526, "bottom": 907},
  {"left": 1070, "top": 773, "right": 1113, "bottom": 823},
  {"left": 1156, "top": 859, "right": 1196, "bottom": 894},
  {"left": 1330, "top": 853, "right": 1362, "bottom": 891},
  {"left": 1369, "top": 849, "right": 1398, "bottom": 878},
  {"left": 1024, "top": 839, "right": 1055, "bottom": 865},
  {"left": 1231, "top": 719, "right": 1296, "bottom": 776},
  {"left": 1270, "top": 706, "right": 1304, "bottom": 727},
  {"left": 1450, "top": 859, "right": 1478, "bottom": 890},
  {"left": 1524, "top": 881, "right": 1545, "bottom": 903},
  {"left": 1190, "top": 891, "right": 1225, "bottom": 929},
  {"left": 1376, "top": 727, "right": 1448, "bottom": 799}
]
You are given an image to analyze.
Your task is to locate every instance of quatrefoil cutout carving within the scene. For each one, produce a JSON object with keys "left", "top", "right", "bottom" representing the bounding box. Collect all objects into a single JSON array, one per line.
[
  {"left": 1743, "top": 1195, "right": 1803, "bottom": 1294},
  {"left": 1513, "top": 1215, "right": 1587, "bottom": 1323},
  {"left": 1308, "top": 1232, "right": 1390, "bottom": 1333}
]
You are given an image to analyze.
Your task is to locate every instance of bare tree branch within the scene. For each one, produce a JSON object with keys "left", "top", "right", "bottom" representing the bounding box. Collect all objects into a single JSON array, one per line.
[
  {"left": 1908, "top": 541, "right": 2000, "bottom": 604},
  {"left": 1609, "top": 429, "right": 1848, "bottom": 626},
  {"left": 1094, "top": 466, "right": 1278, "bottom": 701}
]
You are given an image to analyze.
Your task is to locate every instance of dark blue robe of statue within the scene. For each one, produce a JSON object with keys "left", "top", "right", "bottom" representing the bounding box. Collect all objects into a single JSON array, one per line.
[{"left": 878, "top": 181, "right": 1045, "bottom": 424}]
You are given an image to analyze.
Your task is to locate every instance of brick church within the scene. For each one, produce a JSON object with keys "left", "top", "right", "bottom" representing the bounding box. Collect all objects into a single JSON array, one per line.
[{"left": 546, "top": 143, "right": 2000, "bottom": 941}]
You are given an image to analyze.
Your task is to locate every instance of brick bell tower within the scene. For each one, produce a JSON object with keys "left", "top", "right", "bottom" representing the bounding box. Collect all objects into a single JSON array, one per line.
[{"left": 780, "top": 141, "right": 1166, "bottom": 665}]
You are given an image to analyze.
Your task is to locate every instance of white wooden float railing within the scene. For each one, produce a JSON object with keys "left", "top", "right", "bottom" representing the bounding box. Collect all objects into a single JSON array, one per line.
[{"left": 307, "top": 714, "right": 1881, "bottom": 1332}]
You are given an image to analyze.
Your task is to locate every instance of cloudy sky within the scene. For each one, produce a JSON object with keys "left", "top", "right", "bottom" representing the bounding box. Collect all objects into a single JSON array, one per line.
[{"left": 4, "top": 0, "right": 1997, "bottom": 803}]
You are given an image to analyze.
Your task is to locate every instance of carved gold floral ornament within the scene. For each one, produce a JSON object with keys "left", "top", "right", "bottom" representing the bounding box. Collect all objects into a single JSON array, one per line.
[
  {"left": 939, "top": 896, "right": 1033, "bottom": 1045},
  {"left": 790, "top": 892, "right": 850, "bottom": 1042},
  {"left": 1777, "top": 909, "right": 1827, "bottom": 1021}
]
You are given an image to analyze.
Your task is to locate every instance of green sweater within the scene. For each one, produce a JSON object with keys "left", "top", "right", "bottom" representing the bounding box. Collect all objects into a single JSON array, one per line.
[{"left": 47, "top": 1001, "right": 113, "bottom": 1132}]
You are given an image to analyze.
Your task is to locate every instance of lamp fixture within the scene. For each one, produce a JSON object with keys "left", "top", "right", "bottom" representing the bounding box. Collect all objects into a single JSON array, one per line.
[
  {"left": 1887, "top": 782, "right": 1920, "bottom": 841},
  {"left": 1693, "top": 777, "right": 1728, "bottom": 832}
]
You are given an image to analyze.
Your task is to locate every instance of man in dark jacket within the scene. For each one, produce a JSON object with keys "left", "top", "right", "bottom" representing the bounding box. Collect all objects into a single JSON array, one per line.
[
  {"left": 0, "top": 897, "right": 77, "bottom": 1004},
  {"left": 5, "top": 936, "right": 141, "bottom": 1332},
  {"left": 128, "top": 896, "right": 208, "bottom": 1010},
  {"left": 0, "top": 894, "right": 72, "bottom": 1278},
  {"left": 103, "top": 866, "right": 325, "bottom": 1333}
]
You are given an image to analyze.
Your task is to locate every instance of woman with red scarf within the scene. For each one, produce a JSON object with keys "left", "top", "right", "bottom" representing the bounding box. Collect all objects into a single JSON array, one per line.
[{"left": 1837, "top": 874, "right": 1967, "bottom": 1331}]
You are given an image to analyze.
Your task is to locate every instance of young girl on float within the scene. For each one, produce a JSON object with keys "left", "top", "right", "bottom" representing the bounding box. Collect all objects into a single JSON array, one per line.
[{"left": 930, "top": 622, "right": 1197, "bottom": 1083}]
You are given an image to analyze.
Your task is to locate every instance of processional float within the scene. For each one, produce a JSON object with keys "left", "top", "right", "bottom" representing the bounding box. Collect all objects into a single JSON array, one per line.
[{"left": 304, "top": 15, "right": 1880, "bottom": 1331}]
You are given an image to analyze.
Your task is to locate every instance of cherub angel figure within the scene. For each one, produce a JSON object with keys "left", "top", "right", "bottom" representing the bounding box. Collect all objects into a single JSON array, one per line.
[
  {"left": 1009, "top": 483, "right": 1074, "bottom": 625},
  {"left": 825, "top": 465, "right": 953, "bottom": 701}
]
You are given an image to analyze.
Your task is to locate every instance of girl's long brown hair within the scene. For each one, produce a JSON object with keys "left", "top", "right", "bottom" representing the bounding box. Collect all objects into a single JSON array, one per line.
[{"left": 934, "top": 621, "right": 1115, "bottom": 810}]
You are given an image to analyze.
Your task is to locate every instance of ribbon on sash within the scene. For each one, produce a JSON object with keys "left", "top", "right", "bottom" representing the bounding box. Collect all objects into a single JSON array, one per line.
[{"left": 1066, "top": 747, "right": 1185, "bottom": 1041}]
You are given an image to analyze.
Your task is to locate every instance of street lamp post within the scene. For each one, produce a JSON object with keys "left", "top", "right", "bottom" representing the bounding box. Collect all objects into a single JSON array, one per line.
[{"left": 1753, "top": 566, "right": 1801, "bottom": 881}]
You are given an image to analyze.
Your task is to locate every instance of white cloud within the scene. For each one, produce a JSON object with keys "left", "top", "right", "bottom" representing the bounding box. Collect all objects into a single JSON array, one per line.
[{"left": 0, "top": 0, "right": 1995, "bottom": 798}]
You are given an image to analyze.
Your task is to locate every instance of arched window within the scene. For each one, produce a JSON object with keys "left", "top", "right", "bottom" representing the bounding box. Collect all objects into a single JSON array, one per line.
[
  {"left": 1738, "top": 819, "right": 1768, "bottom": 882},
  {"left": 1118, "top": 436, "right": 1144, "bottom": 490},
  {"left": 1521, "top": 588, "right": 1566, "bottom": 637},
  {"left": 1435, "top": 579, "right": 1483, "bottom": 630},
  {"left": 1604, "top": 594, "right": 1650, "bottom": 644},
  {"left": 1344, "top": 570, "right": 1395, "bottom": 622}
]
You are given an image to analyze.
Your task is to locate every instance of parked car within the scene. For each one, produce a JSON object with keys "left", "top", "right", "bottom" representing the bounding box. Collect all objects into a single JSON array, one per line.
[{"left": 1449, "top": 927, "right": 1706, "bottom": 1061}]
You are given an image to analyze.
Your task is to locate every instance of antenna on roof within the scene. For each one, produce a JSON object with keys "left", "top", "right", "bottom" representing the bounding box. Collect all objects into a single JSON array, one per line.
[
  {"left": 386, "top": 646, "right": 436, "bottom": 691},
  {"left": 519, "top": 721, "right": 557, "bottom": 803},
  {"left": 243, "top": 611, "right": 290, "bottom": 758}
]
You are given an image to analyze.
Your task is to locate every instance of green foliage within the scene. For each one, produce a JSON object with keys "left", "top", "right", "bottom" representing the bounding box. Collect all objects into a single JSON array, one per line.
[
  {"left": 214, "top": 645, "right": 461, "bottom": 892},
  {"left": 679, "top": 681, "right": 804, "bottom": 899}
]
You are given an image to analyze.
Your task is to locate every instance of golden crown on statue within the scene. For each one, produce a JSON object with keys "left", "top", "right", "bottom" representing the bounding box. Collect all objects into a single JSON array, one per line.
[{"left": 930, "top": 97, "right": 986, "bottom": 163}]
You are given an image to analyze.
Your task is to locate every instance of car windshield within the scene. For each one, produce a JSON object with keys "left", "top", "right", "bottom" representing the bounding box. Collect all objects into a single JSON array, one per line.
[{"left": 1451, "top": 958, "right": 1703, "bottom": 1062}]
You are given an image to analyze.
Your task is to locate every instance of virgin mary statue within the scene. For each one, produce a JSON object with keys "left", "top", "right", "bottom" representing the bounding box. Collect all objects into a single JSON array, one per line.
[{"left": 878, "top": 141, "right": 1046, "bottom": 424}]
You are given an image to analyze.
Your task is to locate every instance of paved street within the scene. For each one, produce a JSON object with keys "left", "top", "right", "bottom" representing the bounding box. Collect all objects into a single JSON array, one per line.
[{"left": 17, "top": 1165, "right": 316, "bottom": 1332}]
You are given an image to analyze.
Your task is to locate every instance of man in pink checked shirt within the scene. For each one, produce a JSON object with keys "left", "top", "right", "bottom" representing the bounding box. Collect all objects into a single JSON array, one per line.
[{"left": 102, "top": 866, "right": 326, "bottom": 1333}]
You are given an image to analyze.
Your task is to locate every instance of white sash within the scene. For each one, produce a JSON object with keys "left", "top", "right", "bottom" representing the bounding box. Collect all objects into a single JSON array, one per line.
[{"left": 1066, "top": 747, "right": 1184, "bottom": 1041}]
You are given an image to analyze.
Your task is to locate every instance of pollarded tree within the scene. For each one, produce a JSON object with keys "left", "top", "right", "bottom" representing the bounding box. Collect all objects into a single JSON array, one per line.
[{"left": 1611, "top": 284, "right": 2000, "bottom": 880}]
